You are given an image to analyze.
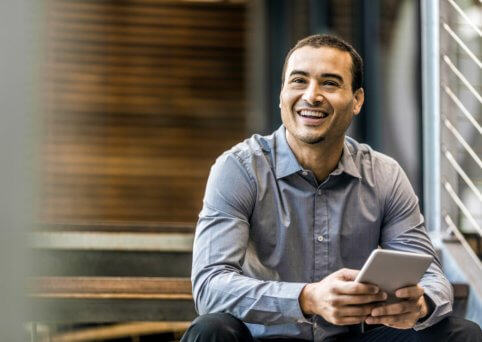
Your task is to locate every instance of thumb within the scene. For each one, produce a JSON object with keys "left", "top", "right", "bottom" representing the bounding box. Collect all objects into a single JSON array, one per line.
[{"left": 336, "top": 268, "right": 359, "bottom": 281}]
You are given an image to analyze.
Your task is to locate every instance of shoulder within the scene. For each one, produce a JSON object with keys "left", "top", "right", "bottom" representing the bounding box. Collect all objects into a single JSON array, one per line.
[
  {"left": 214, "top": 131, "right": 276, "bottom": 173},
  {"left": 345, "top": 136, "right": 402, "bottom": 186},
  {"left": 203, "top": 132, "right": 277, "bottom": 213},
  {"left": 345, "top": 138, "right": 417, "bottom": 219}
]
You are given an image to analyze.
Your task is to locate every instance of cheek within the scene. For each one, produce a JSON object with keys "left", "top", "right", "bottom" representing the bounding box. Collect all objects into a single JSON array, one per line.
[
  {"left": 280, "top": 106, "right": 293, "bottom": 125},
  {"left": 280, "top": 95, "right": 296, "bottom": 114},
  {"left": 333, "top": 97, "right": 355, "bottom": 114}
]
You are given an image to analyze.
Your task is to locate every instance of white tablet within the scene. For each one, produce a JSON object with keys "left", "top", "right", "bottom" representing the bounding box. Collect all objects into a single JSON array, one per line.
[{"left": 355, "top": 249, "right": 433, "bottom": 303}]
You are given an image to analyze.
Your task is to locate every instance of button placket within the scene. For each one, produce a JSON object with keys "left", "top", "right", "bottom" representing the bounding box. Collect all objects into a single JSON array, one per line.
[{"left": 313, "top": 186, "right": 325, "bottom": 282}]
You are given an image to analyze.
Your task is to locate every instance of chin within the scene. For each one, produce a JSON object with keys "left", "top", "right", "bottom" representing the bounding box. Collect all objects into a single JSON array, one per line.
[{"left": 299, "top": 134, "right": 325, "bottom": 145}]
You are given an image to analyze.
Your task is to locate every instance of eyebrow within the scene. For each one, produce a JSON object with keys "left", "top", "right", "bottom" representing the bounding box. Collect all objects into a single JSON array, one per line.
[
  {"left": 288, "top": 70, "right": 344, "bottom": 83},
  {"left": 288, "top": 70, "right": 309, "bottom": 78},
  {"left": 321, "top": 73, "right": 343, "bottom": 82}
]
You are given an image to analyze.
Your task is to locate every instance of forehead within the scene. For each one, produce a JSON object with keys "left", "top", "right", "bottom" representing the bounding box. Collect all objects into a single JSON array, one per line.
[{"left": 286, "top": 46, "right": 353, "bottom": 77}]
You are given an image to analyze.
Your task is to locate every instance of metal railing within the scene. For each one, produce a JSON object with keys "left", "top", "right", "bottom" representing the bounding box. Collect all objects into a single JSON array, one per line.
[{"left": 422, "top": 0, "right": 481, "bottom": 267}]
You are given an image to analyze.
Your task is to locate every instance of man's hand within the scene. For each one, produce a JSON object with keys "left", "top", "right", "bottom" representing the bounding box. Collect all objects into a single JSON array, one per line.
[
  {"left": 365, "top": 284, "right": 429, "bottom": 329},
  {"left": 299, "top": 268, "right": 387, "bottom": 325}
]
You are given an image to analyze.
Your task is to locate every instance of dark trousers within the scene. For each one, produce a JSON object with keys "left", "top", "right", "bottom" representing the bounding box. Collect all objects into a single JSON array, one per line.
[{"left": 180, "top": 313, "right": 481, "bottom": 342}]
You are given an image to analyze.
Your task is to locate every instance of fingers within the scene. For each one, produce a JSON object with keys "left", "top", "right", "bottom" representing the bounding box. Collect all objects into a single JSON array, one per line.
[
  {"left": 334, "top": 279, "right": 380, "bottom": 295},
  {"left": 371, "top": 300, "right": 422, "bottom": 317},
  {"left": 334, "top": 268, "right": 359, "bottom": 281},
  {"left": 328, "top": 304, "right": 375, "bottom": 325},
  {"left": 329, "top": 292, "right": 387, "bottom": 306},
  {"left": 395, "top": 285, "right": 424, "bottom": 299},
  {"left": 364, "top": 291, "right": 429, "bottom": 329}
]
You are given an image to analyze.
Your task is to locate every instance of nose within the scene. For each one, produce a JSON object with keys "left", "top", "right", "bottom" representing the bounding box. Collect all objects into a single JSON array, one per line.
[{"left": 302, "top": 81, "right": 323, "bottom": 105}]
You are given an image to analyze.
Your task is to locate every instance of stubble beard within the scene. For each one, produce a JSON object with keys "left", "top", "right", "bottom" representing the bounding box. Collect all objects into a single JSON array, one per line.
[
  {"left": 293, "top": 129, "right": 326, "bottom": 145},
  {"left": 283, "top": 114, "right": 328, "bottom": 146},
  {"left": 299, "top": 133, "right": 325, "bottom": 145}
]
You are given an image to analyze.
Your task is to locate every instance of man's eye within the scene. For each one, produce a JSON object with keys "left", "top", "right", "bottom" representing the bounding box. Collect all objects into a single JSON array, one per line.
[
  {"left": 323, "top": 80, "right": 339, "bottom": 87},
  {"left": 291, "top": 78, "right": 306, "bottom": 84}
]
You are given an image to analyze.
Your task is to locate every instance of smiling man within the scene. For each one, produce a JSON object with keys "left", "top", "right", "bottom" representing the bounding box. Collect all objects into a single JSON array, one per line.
[{"left": 181, "top": 35, "right": 481, "bottom": 341}]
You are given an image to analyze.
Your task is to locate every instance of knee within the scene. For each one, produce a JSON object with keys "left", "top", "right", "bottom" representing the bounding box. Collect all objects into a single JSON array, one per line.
[
  {"left": 433, "top": 316, "right": 482, "bottom": 341},
  {"left": 456, "top": 318, "right": 482, "bottom": 341},
  {"left": 180, "top": 313, "right": 254, "bottom": 342}
]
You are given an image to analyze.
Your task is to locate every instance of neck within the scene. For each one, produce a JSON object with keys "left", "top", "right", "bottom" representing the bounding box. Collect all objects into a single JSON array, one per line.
[{"left": 286, "top": 133, "right": 344, "bottom": 183}]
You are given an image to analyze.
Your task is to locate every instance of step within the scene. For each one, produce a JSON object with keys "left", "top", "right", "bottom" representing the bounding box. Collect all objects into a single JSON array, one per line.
[
  {"left": 28, "top": 276, "right": 196, "bottom": 323},
  {"left": 30, "top": 222, "right": 195, "bottom": 277}
]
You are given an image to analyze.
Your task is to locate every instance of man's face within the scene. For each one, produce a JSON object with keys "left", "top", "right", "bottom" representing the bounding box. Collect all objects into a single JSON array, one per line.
[{"left": 280, "top": 46, "right": 364, "bottom": 147}]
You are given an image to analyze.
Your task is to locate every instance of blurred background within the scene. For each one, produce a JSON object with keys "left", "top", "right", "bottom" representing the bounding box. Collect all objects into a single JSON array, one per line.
[{"left": 0, "top": 0, "right": 480, "bottom": 341}]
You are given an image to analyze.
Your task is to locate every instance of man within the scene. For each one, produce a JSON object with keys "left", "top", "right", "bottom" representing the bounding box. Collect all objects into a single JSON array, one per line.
[{"left": 181, "top": 34, "right": 481, "bottom": 341}]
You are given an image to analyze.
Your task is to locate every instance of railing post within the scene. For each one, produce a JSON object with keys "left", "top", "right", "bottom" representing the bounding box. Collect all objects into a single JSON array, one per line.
[{"left": 421, "top": 0, "right": 441, "bottom": 234}]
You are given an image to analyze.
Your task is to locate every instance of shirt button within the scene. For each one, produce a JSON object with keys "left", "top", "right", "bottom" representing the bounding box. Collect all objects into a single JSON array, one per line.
[
  {"left": 317, "top": 235, "right": 324, "bottom": 242},
  {"left": 302, "top": 171, "right": 308, "bottom": 176},
  {"left": 317, "top": 189, "right": 322, "bottom": 195}
]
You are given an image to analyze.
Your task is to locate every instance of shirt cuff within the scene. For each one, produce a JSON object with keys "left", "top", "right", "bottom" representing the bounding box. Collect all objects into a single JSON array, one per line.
[
  {"left": 289, "top": 282, "right": 313, "bottom": 324},
  {"left": 413, "top": 287, "right": 452, "bottom": 330}
]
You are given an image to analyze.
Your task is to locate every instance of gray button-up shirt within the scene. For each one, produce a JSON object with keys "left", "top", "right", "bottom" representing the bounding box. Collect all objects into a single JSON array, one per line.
[{"left": 192, "top": 126, "right": 453, "bottom": 341}]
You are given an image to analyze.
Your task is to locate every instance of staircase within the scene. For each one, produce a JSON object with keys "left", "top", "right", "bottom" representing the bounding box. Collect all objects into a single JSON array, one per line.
[{"left": 28, "top": 222, "right": 196, "bottom": 341}]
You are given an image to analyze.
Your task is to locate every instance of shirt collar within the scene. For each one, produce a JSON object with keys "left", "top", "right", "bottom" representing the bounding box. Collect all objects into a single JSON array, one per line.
[
  {"left": 335, "top": 141, "right": 362, "bottom": 179},
  {"left": 274, "top": 125, "right": 362, "bottom": 180},
  {"left": 274, "top": 126, "right": 303, "bottom": 179}
]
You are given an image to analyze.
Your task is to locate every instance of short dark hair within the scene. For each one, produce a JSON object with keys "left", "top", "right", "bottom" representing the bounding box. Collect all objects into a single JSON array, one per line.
[{"left": 281, "top": 34, "right": 363, "bottom": 92}]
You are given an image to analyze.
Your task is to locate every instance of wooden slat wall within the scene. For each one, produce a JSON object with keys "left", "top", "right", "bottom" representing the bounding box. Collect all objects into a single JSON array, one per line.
[
  {"left": 40, "top": 0, "right": 247, "bottom": 223},
  {"left": 330, "top": 0, "right": 355, "bottom": 43}
]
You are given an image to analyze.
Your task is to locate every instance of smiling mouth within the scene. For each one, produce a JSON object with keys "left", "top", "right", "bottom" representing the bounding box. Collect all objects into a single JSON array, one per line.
[{"left": 297, "top": 109, "right": 329, "bottom": 119}]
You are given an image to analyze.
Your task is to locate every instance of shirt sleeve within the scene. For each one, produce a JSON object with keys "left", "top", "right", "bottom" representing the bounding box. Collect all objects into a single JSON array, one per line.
[
  {"left": 191, "top": 152, "right": 309, "bottom": 325},
  {"left": 378, "top": 161, "right": 453, "bottom": 330}
]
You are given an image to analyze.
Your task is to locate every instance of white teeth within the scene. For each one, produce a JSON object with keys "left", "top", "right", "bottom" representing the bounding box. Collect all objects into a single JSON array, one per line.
[{"left": 299, "top": 110, "right": 328, "bottom": 118}]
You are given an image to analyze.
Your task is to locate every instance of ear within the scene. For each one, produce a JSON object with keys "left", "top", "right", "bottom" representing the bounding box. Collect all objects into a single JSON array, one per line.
[{"left": 352, "top": 88, "right": 364, "bottom": 116}]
